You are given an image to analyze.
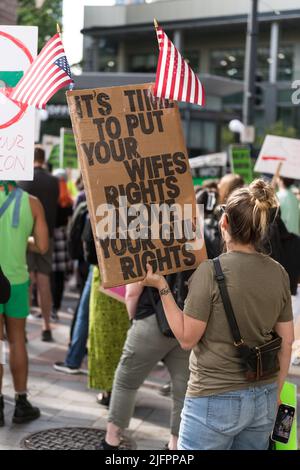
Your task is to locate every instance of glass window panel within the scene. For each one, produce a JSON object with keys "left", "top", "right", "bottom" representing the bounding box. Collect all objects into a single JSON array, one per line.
[{"left": 210, "top": 46, "right": 294, "bottom": 82}]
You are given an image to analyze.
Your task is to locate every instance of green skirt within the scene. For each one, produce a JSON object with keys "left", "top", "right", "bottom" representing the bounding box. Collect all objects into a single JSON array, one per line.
[{"left": 88, "top": 266, "right": 129, "bottom": 391}]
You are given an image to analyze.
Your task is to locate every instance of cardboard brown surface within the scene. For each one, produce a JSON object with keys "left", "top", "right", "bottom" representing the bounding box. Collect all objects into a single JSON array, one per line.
[{"left": 67, "top": 83, "right": 206, "bottom": 287}]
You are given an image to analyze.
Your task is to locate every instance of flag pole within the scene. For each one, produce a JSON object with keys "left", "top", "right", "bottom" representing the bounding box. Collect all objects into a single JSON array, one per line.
[
  {"left": 153, "top": 18, "right": 160, "bottom": 50},
  {"left": 56, "top": 23, "right": 61, "bottom": 35}
]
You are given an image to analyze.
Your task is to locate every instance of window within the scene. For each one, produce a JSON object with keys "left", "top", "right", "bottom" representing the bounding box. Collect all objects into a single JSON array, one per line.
[
  {"left": 128, "top": 54, "right": 157, "bottom": 73},
  {"left": 210, "top": 46, "right": 294, "bottom": 81},
  {"left": 183, "top": 50, "right": 200, "bottom": 73},
  {"left": 98, "top": 39, "right": 118, "bottom": 72},
  {"left": 210, "top": 48, "right": 245, "bottom": 80}
]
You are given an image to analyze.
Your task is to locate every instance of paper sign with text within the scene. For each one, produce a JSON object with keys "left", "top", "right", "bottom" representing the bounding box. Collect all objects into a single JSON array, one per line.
[
  {"left": 255, "top": 135, "right": 300, "bottom": 180},
  {"left": 230, "top": 144, "right": 253, "bottom": 184},
  {"left": 67, "top": 83, "right": 206, "bottom": 287},
  {"left": 0, "top": 26, "right": 37, "bottom": 180}
]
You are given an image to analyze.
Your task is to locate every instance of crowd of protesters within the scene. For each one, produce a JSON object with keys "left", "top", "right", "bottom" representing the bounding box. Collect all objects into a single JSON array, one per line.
[{"left": 0, "top": 145, "right": 300, "bottom": 450}]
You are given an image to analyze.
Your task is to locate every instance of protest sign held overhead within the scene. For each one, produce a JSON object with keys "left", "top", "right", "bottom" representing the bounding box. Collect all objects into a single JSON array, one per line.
[
  {"left": 67, "top": 83, "right": 206, "bottom": 288},
  {"left": 229, "top": 145, "right": 253, "bottom": 184},
  {"left": 0, "top": 26, "right": 37, "bottom": 180},
  {"left": 255, "top": 135, "right": 300, "bottom": 180}
]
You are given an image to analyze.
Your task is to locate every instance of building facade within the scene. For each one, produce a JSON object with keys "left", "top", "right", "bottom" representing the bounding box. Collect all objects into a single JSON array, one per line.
[
  {"left": 78, "top": 0, "right": 300, "bottom": 154},
  {"left": 0, "top": 0, "right": 17, "bottom": 25}
]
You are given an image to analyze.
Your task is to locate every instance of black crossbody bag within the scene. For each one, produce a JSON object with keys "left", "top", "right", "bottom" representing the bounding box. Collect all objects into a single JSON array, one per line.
[{"left": 213, "top": 257, "right": 282, "bottom": 382}]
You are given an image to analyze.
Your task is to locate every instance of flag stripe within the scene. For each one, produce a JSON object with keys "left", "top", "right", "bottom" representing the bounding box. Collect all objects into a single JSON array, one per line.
[
  {"left": 10, "top": 33, "right": 73, "bottom": 110},
  {"left": 15, "top": 46, "right": 65, "bottom": 102},
  {"left": 26, "top": 63, "right": 58, "bottom": 106},
  {"left": 169, "top": 45, "right": 178, "bottom": 100},
  {"left": 153, "top": 25, "right": 204, "bottom": 106},
  {"left": 30, "top": 67, "right": 64, "bottom": 107},
  {"left": 156, "top": 32, "right": 169, "bottom": 97},
  {"left": 161, "top": 38, "right": 171, "bottom": 99},
  {"left": 38, "top": 75, "right": 73, "bottom": 109},
  {"left": 165, "top": 41, "right": 175, "bottom": 99},
  {"left": 12, "top": 37, "right": 62, "bottom": 100}
]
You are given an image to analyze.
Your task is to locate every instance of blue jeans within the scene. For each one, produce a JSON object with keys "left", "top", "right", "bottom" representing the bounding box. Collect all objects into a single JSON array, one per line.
[
  {"left": 178, "top": 382, "right": 278, "bottom": 450},
  {"left": 65, "top": 267, "right": 93, "bottom": 368}
]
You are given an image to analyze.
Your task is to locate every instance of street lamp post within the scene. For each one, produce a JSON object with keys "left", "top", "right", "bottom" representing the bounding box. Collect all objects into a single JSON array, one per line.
[{"left": 243, "top": 0, "right": 259, "bottom": 127}]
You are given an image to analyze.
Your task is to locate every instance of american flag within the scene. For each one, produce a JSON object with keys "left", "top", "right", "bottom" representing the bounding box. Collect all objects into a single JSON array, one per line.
[
  {"left": 11, "top": 33, "right": 73, "bottom": 110},
  {"left": 154, "top": 25, "right": 205, "bottom": 106}
]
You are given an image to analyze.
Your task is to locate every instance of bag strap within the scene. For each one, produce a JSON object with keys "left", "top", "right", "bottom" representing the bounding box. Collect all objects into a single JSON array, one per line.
[
  {"left": 12, "top": 188, "right": 23, "bottom": 228},
  {"left": 0, "top": 189, "right": 17, "bottom": 219},
  {"left": 213, "top": 257, "right": 244, "bottom": 347}
]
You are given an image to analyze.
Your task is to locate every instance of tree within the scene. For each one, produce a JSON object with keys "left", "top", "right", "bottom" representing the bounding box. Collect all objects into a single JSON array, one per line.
[
  {"left": 256, "top": 120, "right": 298, "bottom": 148},
  {"left": 17, "top": 0, "right": 62, "bottom": 51}
]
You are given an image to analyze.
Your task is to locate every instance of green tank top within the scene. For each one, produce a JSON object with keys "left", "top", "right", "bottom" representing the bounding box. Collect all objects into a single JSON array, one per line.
[{"left": 0, "top": 189, "right": 33, "bottom": 285}]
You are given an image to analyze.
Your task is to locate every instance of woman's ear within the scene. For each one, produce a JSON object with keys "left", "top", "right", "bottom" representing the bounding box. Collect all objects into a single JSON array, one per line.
[{"left": 220, "top": 213, "right": 229, "bottom": 231}]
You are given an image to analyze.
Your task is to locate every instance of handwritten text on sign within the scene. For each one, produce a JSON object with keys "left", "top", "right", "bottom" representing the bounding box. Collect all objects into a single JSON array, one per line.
[
  {"left": 0, "top": 26, "right": 37, "bottom": 180},
  {"left": 67, "top": 84, "right": 205, "bottom": 287}
]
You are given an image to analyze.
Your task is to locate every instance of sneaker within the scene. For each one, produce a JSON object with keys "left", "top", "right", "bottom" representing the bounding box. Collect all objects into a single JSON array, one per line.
[
  {"left": 53, "top": 362, "right": 81, "bottom": 375},
  {"left": 42, "top": 330, "right": 53, "bottom": 342},
  {"left": 12, "top": 394, "right": 40, "bottom": 424},
  {"left": 291, "top": 350, "right": 300, "bottom": 366},
  {"left": 0, "top": 395, "right": 4, "bottom": 427},
  {"left": 159, "top": 382, "right": 171, "bottom": 396},
  {"left": 51, "top": 309, "right": 59, "bottom": 322},
  {"left": 96, "top": 392, "right": 111, "bottom": 407},
  {"left": 96, "top": 438, "right": 120, "bottom": 450}
]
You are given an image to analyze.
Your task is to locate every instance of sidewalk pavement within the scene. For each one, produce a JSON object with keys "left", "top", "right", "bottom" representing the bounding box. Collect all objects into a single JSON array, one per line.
[
  {"left": 0, "top": 287, "right": 300, "bottom": 450},
  {"left": 0, "top": 289, "right": 172, "bottom": 451}
]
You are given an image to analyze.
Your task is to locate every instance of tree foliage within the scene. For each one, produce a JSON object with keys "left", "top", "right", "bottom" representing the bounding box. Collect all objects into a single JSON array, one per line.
[{"left": 17, "top": 0, "right": 62, "bottom": 51}]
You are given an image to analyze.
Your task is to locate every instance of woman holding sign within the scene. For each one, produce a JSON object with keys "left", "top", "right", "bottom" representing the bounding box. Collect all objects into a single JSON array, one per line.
[{"left": 142, "top": 179, "right": 294, "bottom": 450}]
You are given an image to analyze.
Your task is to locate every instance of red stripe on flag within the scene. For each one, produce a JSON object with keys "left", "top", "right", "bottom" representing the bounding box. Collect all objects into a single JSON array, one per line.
[
  {"left": 169, "top": 46, "right": 178, "bottom": 100},
  {"left": 177, "top": 54, "right": 185, "bottom": 101},
  {"left": 12, "top": 38, "right": 63, "bottom": 99},
  {"left": 194, "top": 74, "right": 199, "bottom": 105},
  {"left": 186, "top": 65, "right": 192, "bottom": 103},
  {"left": 28, "top": 65, "right": 61, "bottom": 105},
  {"left": 154, "top": 43, "right": 164, "bottom": 97},
  {"left": 161, "top": 38, "right": 171, "bottom": 99},
  {"left": 38, "top": 75, "right": 73, "bottom": 109}
]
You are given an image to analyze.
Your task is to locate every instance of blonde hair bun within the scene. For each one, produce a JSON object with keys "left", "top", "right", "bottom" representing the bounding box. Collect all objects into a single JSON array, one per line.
[{"left": 249, "top": 179, "right": 278, "bottom": 211}]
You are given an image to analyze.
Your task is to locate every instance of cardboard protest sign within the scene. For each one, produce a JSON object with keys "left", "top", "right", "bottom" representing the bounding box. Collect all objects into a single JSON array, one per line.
[
  {"left": 67, "top": 83, "right": 206, "bottom": 287},
  {"left": 229, "top": 144, "right": 253, "bottom": 184},
  {"left": 0, "top": 26, "right": 37, "bottom": 180},
  {"left": 255, "top": 135, "right": 300, "bottom": 180},
  {"left": 59, "top": 128, "right": 78, "bottom": 169}
]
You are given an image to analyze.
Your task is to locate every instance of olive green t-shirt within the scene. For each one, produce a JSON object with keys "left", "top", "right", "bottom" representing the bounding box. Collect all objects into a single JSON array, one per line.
[{"left": 184, "top": 252, "right": 293, "bottom": 397}]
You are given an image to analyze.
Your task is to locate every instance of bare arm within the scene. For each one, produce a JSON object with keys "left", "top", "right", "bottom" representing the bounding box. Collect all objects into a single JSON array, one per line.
[
  {"left": 125, "top": 282, "right": 144, "bottom": 320},
  {"left": 275, "top": 321, "right": 294, "bottom": 402},
  {"left": 141, "top": 264, "right": 207, "bottom": 350},
  {"left": 28, "top": 196, "right": 49, "bottom": 255}
]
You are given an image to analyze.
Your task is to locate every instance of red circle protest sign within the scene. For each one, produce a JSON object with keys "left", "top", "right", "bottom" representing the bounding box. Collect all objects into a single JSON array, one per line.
[{"left": 0, "top": 30, "right": 33, "bottom": 129}]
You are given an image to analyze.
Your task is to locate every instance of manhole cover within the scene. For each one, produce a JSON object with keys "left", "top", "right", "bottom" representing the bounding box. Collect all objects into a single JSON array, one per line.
[{"left": 21, "top": 427, "right": 135, "bottom": 450}]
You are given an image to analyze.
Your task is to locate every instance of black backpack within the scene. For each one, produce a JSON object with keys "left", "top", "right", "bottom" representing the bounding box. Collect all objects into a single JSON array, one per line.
[
  {"left": 82, "top": 216, "right": 98, "bottom": 265},
  {"left": 67, "top": 201, "right": 88, "bottom": 260},
  {"left": 148, "top": 269, "right": 195, "bottom": 337}
]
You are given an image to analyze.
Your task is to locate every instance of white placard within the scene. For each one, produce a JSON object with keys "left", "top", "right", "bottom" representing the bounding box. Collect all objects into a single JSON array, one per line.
[
  {"left": 189, "top": 152, "right": 227, "bottom": 169},
  {"left": 0, "top": 26, "right": 38, "bottom": 181},
  {"left": 255, "top": 135, "right": 300, "bottom": 180},
  {"left": 42, "top": 134, "right": 60, "bottom": 162}
]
